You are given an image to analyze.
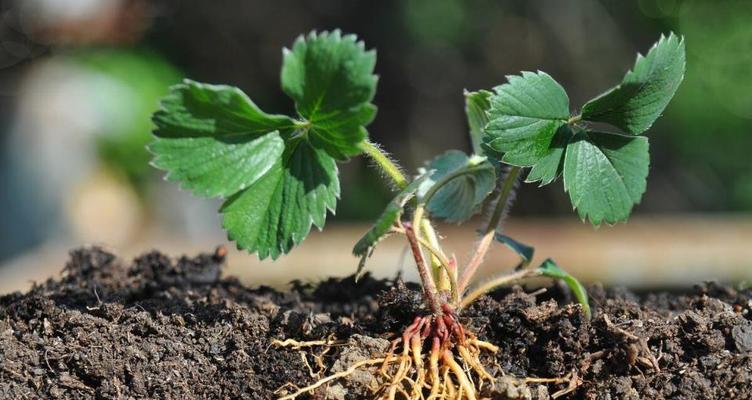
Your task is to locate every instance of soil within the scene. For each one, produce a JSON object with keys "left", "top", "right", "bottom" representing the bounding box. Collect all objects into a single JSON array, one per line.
[{"left": 1, "top": 247, "right": 751, "bottom": 400}]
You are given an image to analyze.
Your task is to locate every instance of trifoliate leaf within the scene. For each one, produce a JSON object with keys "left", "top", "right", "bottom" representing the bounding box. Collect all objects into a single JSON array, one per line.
[
  {"left": 464, "top": 89, "right": 493, "bottom": 154},
  {"left": 221, "top": 139, "right": 339, "bottom": 260},
  {"left": 538, "top": 258, "right": 591, "bottom": 319},
  {"left": 416, "top": 151, "right": 495, "bottom": 223},
  {"left": 524, "top": 125, "right": 575, "bottom": 186},
  {"left": 352, "top": 174, "right": 431, "bottom": 258},
  {"left": 581, "top": 33, "right": 686, "bottom": 134},
  {"left": 494, "top": 234, "right": 534, "bottom": 266},
  {"left": 563, "top": 131, "right": 649, "bottom": 225},
  {"left": 282, "top": 30, "right": 378, "bottom": 159},
  {"left": 484, "top": 71, "right": 570, "bottom": 167},
  {"left": 150, "top": 80, "right": 296, "bottom": 197}
]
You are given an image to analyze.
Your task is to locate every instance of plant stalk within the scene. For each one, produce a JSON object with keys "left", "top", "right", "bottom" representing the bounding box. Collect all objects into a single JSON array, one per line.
[
  {"left": 360, "top": 139, "right": 450, "bottom": 301},
  {"left": 457, "top": 166, "right": 521, "bottom": 294},
  {"left": 421, "top": 218, "right": 451, "bottom": 293},
  {"left": 459, "top": 269, "right": 541, "bottom": 309},
  {"left": 404, "top": 224, "right": 442, "bottom": 315},
  {"left": 358, "top": 140, "right": 408, "bottom": 189},
  {"left": 420, "top": 167, "right": 481, "bottom": 207}
]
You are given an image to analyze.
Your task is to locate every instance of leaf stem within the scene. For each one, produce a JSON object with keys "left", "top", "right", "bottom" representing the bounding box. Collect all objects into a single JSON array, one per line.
[
  {"left": 421, "top": 218, "right": 451, "bottom": 294},
  {"left": 419, "top": 166, "right": 484, "bottom": 208},
  {"left": 392, "top": 225, "right": 454, "bottom": 300},
  {"left": 457, "top": 166, "right": 521, "bottom": 294},
  {"left": 358, "top": 140, "right": 408, "bottom": 189},
  {"left": 404, "top": 223, "right": 442, "bottom": 315},
  {"left": 459, "top": 269, "right": 541, "bottom": 309},
  {"left": 361, "top": 138, "right": 452, "bottom": 302},
  {"left": 567, "top": 114, "right": 582, "bottom": 124}
]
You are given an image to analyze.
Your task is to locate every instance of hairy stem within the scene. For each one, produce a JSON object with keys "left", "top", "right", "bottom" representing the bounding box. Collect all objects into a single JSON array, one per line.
[
  {"left": 405, "top": 224, "right": 442, "bottom": 315},
  {"left": 459, "top": 269, "right": 540, "bottom": 309},
  {"left": 358, "top": 140, "right": 408, "bottom": 189},
  {"left": 417, "top": 164, "right": 489, "bottom": 296},
  {"left": 420, "top": 168, "right": 481, "bottom": 207},
  {"left": 360, "top": 139, "right": 450, "bottom": 307},
  {"left": 568, "top": 114, "right": 582, "bottom": 124},
  {"left": 421, "top": 218, "right": 451, "bottom": 294},
  {"left": 457, "top": 166, "right": 521, "bottom": 294}
]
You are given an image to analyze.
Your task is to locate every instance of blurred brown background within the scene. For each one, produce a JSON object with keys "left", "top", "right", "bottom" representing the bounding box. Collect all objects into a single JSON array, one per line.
[{"left": 0, "top": 0, "right": 751, "bottom": 293}]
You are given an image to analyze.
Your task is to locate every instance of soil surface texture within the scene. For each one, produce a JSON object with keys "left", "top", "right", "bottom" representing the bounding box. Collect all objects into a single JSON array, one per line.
[{"left": 1, "top": 247, "right": 751, "bottom": 399}]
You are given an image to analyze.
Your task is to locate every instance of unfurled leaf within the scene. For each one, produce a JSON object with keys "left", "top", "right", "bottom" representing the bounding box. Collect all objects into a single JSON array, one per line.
[
  {"left": 484, "top": 71, "right": 570, "bottom": 167},
  {"left": 538, "top": 258, "right": 591, "bottom": 319},
  {"left": 494, "top": 234, "right": 534, "bottom": 266},
  {"left": 150, "top": 80, "right": 296, "bottom": 198},
  {"left": 221, "top": 140, "right": 339, "bottom": 260},
  {"left": 581, "top": 33, "right": 686, "bottom": 134},
  {"left": 464, "top": 89, "right": 493, "bottom": 154},
  {"left": 152, "top": 80, "right": 297, "bottom": 139},
  {"left": 152, "top": 80, "right": 340, "bottom": 260},
  {"left": 524, "top": 125, "right": 574, "bottom": 186},
  {"left": 152, "top": 30, "right": 383, "bottom": 260},
  {"left": 282, "top": 30, "right": 378, "bottom": 159},
  {"left": 353, "top": 174, "right": 431, "bottom": 258},
  {"left": 563, "top": 131, "right": 649, "bottom": 225},
  {"left": 417, "top": 151, "right": 496, "bottom": 223}
]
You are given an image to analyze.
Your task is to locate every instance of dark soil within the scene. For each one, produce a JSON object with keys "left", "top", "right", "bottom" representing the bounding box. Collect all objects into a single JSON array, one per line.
[{"left": 1, "top": 247, "right": 751, "bottom": 399}]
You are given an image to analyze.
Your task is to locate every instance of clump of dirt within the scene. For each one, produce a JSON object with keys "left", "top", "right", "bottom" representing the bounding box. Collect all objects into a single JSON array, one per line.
[{"left": 1, "top": 247, "right": 751, "bottom": 399}]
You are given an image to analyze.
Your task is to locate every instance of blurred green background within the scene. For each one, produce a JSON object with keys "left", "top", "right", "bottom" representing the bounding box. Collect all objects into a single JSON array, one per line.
[{"left": 0, "top": 0, "right": 750, "bottom": 276}]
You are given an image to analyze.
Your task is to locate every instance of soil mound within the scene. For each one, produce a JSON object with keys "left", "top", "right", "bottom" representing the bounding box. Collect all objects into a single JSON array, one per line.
[{"left": 1, "top": 247, "right": 750, "bottom": 399}]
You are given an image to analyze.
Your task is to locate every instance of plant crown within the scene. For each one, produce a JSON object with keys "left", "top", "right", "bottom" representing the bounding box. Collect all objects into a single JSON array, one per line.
[{"left": 150, "top": 30, "right": 685, "bottom": 315}]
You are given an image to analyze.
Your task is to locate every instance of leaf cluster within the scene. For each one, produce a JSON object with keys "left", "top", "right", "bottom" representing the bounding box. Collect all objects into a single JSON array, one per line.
[
  {"left": 480, "top": 33, "right": 685, "bottom": 225},
  {"left": 149, "top": 31, "right": 685, "bottom": 281},
  {"left": 151, "top": 31, "right": 376, "bottom": 259}
]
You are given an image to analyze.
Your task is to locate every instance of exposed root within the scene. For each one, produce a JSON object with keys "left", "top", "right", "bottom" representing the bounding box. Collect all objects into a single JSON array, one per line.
[
  {"left": 272, "top": 336, "right": 343, "bottom": 349},
  {"left": 275, "top": 358, "right": 386, "bottom": 400},
  {"left": 603, "top": 315, "right": 661, "bottom": 371},
  {"left": 518, "top": 370, "right": 581, "bottom": 399},
  {"left": 274, "top": 307, "right": 499, "bottom": 400}
]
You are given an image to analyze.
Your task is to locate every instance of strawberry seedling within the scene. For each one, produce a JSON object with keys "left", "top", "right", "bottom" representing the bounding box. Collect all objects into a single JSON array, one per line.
[{"left": 150, "top": 30, "right": 685, "bottom": 399}]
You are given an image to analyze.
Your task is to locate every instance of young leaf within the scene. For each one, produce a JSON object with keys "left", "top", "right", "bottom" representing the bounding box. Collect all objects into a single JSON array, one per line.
[
  {"left": 282, "top": 30, "right": 378, "bottom": 160},
  {"left": 464, "top": 89, "right": 492, "bottom": 154},
  {"left": 150, "top": 80, "right": 296, "bottom": 197},
  {"left": 563, "top": 131, "right": 649, "bottom": 225},
  {"left": 581, "top": 33, "right": 686, "bottom": 134},
  {"left": 353, "top": 174, "right": 431, "bottom": 257},
  {"left": 221, "top": 140, "right": 339, "bottom": 260},
  {"left": 484, "top": 71, "right": 570, "bottom": 167},
  {"left": 538, "top": 258, "right": 591, "bottom": 319},
  {"left": 417, "top": 151, "right": 496, "bottom": 223},
  {"left": 494, "top": 234, "right": 534, "bottom": 266}
]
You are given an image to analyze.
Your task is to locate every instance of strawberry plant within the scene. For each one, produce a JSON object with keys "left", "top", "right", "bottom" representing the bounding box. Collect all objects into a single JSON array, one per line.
[{"left": 150, "top": 30, "right": 685, "bottom": 399}]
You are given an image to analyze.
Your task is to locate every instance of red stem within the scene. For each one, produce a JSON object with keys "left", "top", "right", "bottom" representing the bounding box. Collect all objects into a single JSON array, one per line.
[{"left": 405, "top": 223, "right": 442, "bottom": 315}]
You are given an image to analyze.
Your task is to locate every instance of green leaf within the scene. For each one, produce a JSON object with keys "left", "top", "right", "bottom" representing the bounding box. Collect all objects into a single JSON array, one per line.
[
  {"left": 153, "top": 80, "right": 296, "bottom": 139},
  {"left": 353, "top": 174, "right": 431, "bottom": 257},
  {"left": 581, "top": 33, "right": 686, "bottom": 134},
  {"left": 417, "top": 151, "right": 496, "bottom": 223},
  {"left": 524, "top": 125, "right": 574, "bottom": 186},
  {"left": 221, "top": 139, "right": 339, "bottom": 260},
  {"left": 464, "top": 89, "right": 493, "bottom": 154},
  {"left": 538, "top": 258, "right": 591, "bottom": 319},
  {"left": 484, "top": 71, "right": 570, "bottom": 167},
  {"left": 282, "top": 30, "right": 378, "bottom": 159},
  {"left": 150, "top": 80, "right": 296, "bottom": 197},
  {"left": 494, "top": 234, "right": 534, "bottom": 266},
  {"left": 563, "top": 131, "right": 649, "bottom": 225}
]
